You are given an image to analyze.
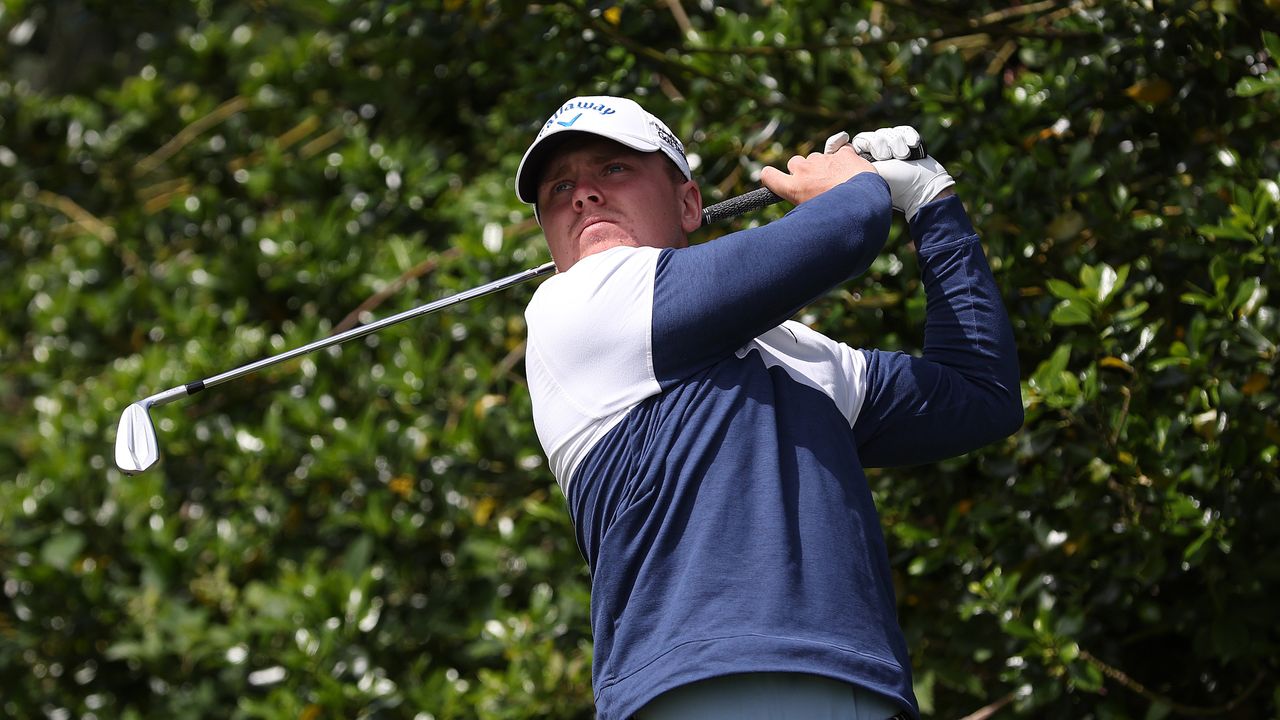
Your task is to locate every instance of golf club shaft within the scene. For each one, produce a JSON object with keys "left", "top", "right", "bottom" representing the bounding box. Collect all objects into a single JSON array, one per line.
[
  {"left": 145, "top": 260, "right": 559, "bottom": 408},
  {"left": 140, "top": 187, "right": 787, "bottom": 410}
]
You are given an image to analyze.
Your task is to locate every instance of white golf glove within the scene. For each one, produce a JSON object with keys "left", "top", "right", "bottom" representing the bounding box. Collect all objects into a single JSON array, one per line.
[{"left": 825, "top": 126, "right": 954, "bottom": 221}]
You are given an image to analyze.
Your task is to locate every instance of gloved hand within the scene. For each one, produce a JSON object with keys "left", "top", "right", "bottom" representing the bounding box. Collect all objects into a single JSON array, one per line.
[{"left": 825, "top": 127, "right": 954, "bottom": 221}]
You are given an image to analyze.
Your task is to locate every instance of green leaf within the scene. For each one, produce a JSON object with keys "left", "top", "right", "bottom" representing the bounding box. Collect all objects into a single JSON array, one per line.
[
  {"left": 1197, "top": 223, "right": 1255, "bottom": 240},
  {"left": 1183, "top": 528, "right": 1214, "bottom": 561},
  {"left": 1234, "top": 75, "right": 1278, "bottom": 97},
  {"left": 104, "top": 640, "right": 146, "bottom": 662},
  {"left": 1079, "top": 263, "right": 1100, "bottom": 293},
  {"left": 344, "top": 534, "right": 375, "bottom": 578},
  {"left": 40, "top": 531, "right": 86, "bottom": 571},
  {"left": 1045, "top": 278, "right": 1083, "bottom": 300},
  {"left": 1180, "top": 288, "right": 1217, "bottom": 309},
  {"left": 1098, "top": 264, "right": 1128, "bottom": 304},
  {"left": 913, "top": 670, "right": 936, "bottom": 715},
  {"left": 1209, "top": 255, "right": 1232, "bottom": 298},
  {"left": 1004, "top": 619, "right": 1037, "bottom": 640},
  {"left": 1229, "top": 277, "right": 1262, "bottom": 314},
  {"left": 1113, "top": 301, "right": 1150, "bottom": 323},
  {"left": 1051, "top": 299, "right": 1094, "bottom": 326},
  {"left": 1068, "top": 659, "right": 1105, "bottom": 692},
  {"left": 1041, "top": 343, "right": 1073, "bottom": 378},
  {"left": 1264, "top": 31, "right": 1280, "bottom": 59}
]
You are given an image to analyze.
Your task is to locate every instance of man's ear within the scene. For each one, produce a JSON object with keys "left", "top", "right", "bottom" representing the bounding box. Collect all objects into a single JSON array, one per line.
[{"left": 678, "top": 179, "right": 703, "bottom": 234}]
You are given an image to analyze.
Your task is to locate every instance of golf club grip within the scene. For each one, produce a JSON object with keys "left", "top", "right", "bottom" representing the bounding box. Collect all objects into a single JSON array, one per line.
[
  {"left": 855, "top": 141, "right": 929, "bottom": 163},
  {"left": 701, "top": 187, "right": 783, "bottom": 226},
  {"left": 699, "top": 142, "right": 928, "bottom": 226}
]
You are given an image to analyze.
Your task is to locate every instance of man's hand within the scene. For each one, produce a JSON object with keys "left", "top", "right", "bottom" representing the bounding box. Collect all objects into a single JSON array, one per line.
[
  {"left": 826, "top": 127, "right": 954, "bottom": 221},
  {"left": 760, "top": 146, "right": 877, "bottom": 206}
]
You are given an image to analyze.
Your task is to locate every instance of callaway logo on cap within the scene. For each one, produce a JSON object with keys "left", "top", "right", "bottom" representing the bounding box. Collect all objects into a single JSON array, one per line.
[{"left": 515, "top": 96, "right": 691, "bottom": 205}]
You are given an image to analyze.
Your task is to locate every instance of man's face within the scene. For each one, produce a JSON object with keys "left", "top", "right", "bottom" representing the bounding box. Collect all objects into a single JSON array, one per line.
[{"left": 536, "top": 136, "right": 702, "bottom": 271}]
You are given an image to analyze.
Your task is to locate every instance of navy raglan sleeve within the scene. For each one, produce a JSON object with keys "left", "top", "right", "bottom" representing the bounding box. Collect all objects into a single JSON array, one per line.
[
  {"left": 649, "top": 173, "right": 893, "bottom": 386},
  {"left": 853, "top": 195, "right": 1023, "bottom": 466}
]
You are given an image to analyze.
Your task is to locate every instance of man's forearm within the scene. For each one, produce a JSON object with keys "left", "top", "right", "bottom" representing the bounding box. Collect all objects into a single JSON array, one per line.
[
  {"left": 853, "top": 194, "right": 1022, "bottom": 466},
  {"left": 912, "top": 194, "right": 1021, "bottom": 432},
  {"left": 649, "top": 174, "right": 893, "bottom": 384}
]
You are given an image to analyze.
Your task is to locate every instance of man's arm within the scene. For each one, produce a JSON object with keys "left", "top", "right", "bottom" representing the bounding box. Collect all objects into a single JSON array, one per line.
[
  {"left": 853, "top": 191, "right": 1023, "bottom": 466},
  {"left": 818, "top": 127, "right": 1020, "bottom": 463},
  {"left": 648, "top": 161, "right": 893, "bottom": 387}
]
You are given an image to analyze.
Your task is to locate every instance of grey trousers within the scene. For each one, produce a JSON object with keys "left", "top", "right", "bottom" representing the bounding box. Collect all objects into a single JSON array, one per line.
[{"left": 635, "top": 673, "right": 909, "bottom": 720}]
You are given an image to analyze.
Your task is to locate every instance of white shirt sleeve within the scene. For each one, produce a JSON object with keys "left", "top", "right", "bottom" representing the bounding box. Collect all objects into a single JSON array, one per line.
[
  {"left": 524, "top": 247, "right": 664, "bottom": 490},
  {"left": 740, "top": 320, "right": 869, "bottom": 427}
]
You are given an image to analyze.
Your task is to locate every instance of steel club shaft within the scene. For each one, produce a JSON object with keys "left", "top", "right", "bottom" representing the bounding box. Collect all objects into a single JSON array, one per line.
[{"left": 115, "top": 188, "right": 786, "bottom": 474}]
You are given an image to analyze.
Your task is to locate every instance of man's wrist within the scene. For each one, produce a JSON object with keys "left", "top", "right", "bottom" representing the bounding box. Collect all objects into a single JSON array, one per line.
[{"left": 906, "top": 185, "right": 957, "bottom": 223}]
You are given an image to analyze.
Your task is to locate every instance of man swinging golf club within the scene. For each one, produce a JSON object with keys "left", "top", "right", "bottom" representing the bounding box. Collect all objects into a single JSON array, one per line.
[{"left": 516, "top": 96, "right": 1022, "bottom": 719}]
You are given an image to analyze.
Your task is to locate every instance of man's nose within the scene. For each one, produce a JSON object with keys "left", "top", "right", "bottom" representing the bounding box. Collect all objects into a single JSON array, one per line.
[{"left": 572, "top": 182, "right": 602, "bottom": 210}]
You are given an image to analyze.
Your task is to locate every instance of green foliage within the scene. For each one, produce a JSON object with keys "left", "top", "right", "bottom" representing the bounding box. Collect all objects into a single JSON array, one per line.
[{"left": 2, "top": 0, "right": 1278, "bottom": 717}]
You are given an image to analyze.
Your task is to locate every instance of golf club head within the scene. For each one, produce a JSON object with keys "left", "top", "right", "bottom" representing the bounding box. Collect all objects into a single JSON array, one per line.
[{"left": 115, "top": 402, "right": 159, "bottom": 474}]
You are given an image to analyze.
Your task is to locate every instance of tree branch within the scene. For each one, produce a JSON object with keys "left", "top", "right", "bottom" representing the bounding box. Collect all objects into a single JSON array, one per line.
[
  {"left": 661, "top": 0, "right": 693, "bottom": 39},
  {"left": 33, "top": 189, "right": 143, "bottom": 274},
  {"left": 228, "top": 115, "right": 323, "bottom": 172},
  {"left": 133, "top": 96, "right": 249, "bottom": 177},
  {"left": 331, "top": 248, "right": 462, "bottom": 335},
  {"left": 581, "top": 10, "right": 863, "bottom": 123},
  {"left": 675, "top": 0, "right": 1097, "bottom": 56},
  {"left": 34, "top": 190, "right": 116, "bottom": 244},
  {"left": 957, "top": 691, "right": 1015, "bottom": 720},
  {"left": 1079, "top": 648, "right": 1269, "bottom": 716}
]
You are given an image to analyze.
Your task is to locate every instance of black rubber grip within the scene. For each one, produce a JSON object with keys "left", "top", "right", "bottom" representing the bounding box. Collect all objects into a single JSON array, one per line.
[
  {"left": 699, "top": 141, "right": 929, "bottom": 226},
  {"left": 701, "top": 187, "right": 784, "bottom": 226},
  {"left": 186, "top": 380, "right": 205, "bottom": 395},
  {"left": 854, "top": 140, "right": 928, "bottom": 163}
]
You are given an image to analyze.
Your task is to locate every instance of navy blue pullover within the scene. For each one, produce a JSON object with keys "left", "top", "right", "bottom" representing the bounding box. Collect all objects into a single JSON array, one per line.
[{"left": 524, "top": 173, "right": 1022, "bottom": 719}]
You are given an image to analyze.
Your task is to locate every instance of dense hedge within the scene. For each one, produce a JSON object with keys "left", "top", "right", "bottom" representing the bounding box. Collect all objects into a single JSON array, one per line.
[{"left": 3, "top": 1, "right": 1278, "bottom": 717}]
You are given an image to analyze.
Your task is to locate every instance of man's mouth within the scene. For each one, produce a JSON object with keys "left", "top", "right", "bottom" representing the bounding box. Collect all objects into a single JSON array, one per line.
[{"left": 576, "top": 216, "right": 614, "bottom": 237}]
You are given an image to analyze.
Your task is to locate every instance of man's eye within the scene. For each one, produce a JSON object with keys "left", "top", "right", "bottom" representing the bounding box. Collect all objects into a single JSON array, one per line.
[
  {"left": 551, "top": 181, "right": 572, "bottom": 193},
  {"left": 604, "top": 163, "right": 625, "bottom": 174}
]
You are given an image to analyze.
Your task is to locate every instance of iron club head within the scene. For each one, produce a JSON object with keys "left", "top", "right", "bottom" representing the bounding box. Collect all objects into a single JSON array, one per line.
[{"left": 115, "top": 402, "right": 160, "bottom": 474}]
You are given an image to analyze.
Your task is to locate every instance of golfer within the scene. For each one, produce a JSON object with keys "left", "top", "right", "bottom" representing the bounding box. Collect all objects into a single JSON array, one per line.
[{"left": 516, "top": 96, "right": 1022, "bottom": 720}]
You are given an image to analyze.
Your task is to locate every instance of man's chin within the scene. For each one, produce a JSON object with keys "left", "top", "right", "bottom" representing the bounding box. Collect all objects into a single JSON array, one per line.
[{"left": 578, "top": 223, "right": 633, "bottom": 247}]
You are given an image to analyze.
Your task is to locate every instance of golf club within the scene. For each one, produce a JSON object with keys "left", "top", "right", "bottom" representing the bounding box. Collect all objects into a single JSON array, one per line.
[{"left": 114, "top": 187, "right": 788, "bottom": 474}]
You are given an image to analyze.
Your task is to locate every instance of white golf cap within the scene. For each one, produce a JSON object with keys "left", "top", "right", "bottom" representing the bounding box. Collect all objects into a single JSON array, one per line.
[{"left": 515, "top": 95, "right": 691, "bottom": 204}]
